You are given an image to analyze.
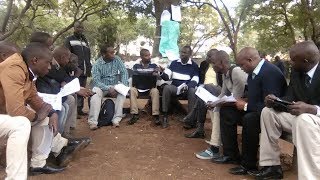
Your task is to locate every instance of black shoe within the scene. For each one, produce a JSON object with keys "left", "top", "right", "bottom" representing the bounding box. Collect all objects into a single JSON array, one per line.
[
  {"left": 212, "top": 156, "right": 240, "bottom": 164},
  {"left": 154, "top": 115, "right": 161, "bottom": 126},
  {"left": 184, "top": 130, "right": 205, "bottom": 139},
  {"left": 183, "top": 122, "right": 196, "bottom": 130},
  {"left": 56, "top": 142, "right": 83, "bottom": 167},
  {"left": 162, "top": 116, "right": 168, "bottom": 128},
  {"left": 68, "top": 137, "right": 91, "bottom": 150},
  {"left": 78, "top": 111, "right": 88, "bottom": 116},
  {"left": 229, "top": 166, "right": 252, "bottom": 175},
  {"left": 127, "top": 114, "right": 139, "bottom": 125},
  {"left": 29, "top": 164, "right": 65, "bottom": 175},
  {"left": 248, "top": 166, "right": 283, "bottom": 180}
]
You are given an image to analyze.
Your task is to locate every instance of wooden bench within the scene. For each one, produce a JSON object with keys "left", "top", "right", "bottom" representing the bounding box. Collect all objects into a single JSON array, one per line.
[{"left": 280, "top": 131, "right": 297, "bottom": 171}]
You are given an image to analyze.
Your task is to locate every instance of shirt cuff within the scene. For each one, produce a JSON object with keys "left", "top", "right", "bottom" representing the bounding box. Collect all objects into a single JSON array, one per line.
[{"left": 315, "top": 105, "right": 320, "bottom": 116}]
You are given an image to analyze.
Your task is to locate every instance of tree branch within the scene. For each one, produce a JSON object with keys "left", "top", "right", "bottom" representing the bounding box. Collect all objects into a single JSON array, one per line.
[
  {"left": 1, "top": 0, "right": 14, "bottom": 33},
  {"left": 0, "top": 0, "right": 32, "bottom": 41}
]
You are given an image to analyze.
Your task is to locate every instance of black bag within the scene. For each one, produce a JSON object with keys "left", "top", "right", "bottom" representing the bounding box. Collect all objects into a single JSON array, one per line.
[{"left": 97, "top": 99, "right": 115, "bottom": 127}]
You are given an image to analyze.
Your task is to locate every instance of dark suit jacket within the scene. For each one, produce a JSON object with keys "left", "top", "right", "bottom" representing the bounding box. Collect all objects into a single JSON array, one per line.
[
  {"left": 247, "top": 61, "right": 287, "bottom": 113},
  {"left": 283, "top": 65, "right": 320, "bottom": 106}
]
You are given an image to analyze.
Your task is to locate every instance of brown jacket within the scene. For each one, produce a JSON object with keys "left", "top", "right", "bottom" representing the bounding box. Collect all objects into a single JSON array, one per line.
[{"left": 0, "top": 53, "right": 45, "bottom": 121}]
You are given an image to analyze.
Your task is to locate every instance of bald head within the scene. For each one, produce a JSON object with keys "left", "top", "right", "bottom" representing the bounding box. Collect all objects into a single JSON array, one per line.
[
  {"left": 0, "top": 41, "right": 20, "bottom": 63},
  {"left": 53, "top": 46, "right": 71, "bottom": 67},
  {"left": 74, "top": 21, "right": 84, "bottom": 35},
  {"left": 289, "top": 41, "right": 320, "bottom": 72},
  {"left": 236, "top": 47, "right": 261, "bottom": 73}
]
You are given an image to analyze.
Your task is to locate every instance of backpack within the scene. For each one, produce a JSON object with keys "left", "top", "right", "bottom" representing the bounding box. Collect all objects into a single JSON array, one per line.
[
  {"left": 97, "top": 99, "right": 115, "bottom": 127},
  {"left": 229, "top": 65, "right": 237, "bottom": 84}
]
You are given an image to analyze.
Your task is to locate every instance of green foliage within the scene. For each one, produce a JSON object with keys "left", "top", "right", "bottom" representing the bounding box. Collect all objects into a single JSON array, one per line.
[{"left": 179, "top": 5, "right": 220, "bottom": 54}]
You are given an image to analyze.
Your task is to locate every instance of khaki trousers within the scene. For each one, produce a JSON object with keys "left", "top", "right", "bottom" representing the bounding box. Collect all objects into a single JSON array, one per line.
[
  {"left": 130, "top": 87, "right": 160, "bottom": 115},
  {"left": 0, "top": 115, "right": 30, "bottom": 180},
  {"left": 259, "top": 107, "right": 295, "bottom": 166},
  {"left": 207, "top": 110, "right": 221, "bottom": 147},
  {"left": 30, "top": 118, "right": 68, "bottom": 168},
  {"left": 292, "top": 113, "right": 320, "bottom": 180}
]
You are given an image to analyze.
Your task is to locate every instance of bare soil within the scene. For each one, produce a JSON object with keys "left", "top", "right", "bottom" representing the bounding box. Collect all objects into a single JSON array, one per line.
[{"left": 0, "top": 100, "right": 297, "bottom": 180}]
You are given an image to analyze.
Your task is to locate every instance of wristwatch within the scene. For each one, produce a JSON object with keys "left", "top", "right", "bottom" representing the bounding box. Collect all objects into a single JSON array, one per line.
[{"left": 243, "top": 103, "right": 248, "bottom": 111}]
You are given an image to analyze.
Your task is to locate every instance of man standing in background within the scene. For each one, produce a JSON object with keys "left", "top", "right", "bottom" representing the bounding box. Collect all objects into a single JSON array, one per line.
[{"left": 65, "top": 21, "right": 92, "bottom": 116}]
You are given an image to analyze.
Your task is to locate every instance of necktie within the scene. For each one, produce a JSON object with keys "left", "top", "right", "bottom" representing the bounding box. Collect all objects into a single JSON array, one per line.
[{"left": 305, "top": 74, "right": 311, "bottom": 88}]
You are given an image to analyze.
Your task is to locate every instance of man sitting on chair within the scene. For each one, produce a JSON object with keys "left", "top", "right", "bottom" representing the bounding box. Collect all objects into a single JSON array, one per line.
[{"left": 128, "top": 49, "right": 160, "bottom": 125}]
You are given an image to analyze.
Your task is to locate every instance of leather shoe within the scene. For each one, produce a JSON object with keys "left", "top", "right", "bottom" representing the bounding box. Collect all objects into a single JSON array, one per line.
[
  {"left": 68, "top": 137, "right": 91, "bottom": 150},
  {"left": 212, "top": 156, "right": 240, "bottom": 164},
  {"left": 29, "top": 164, "right": 65, "bottom": 175},
  {"left": 229, "top": 166, "right": 251, "bottom": 175},
  {"left": 162, "top": 116, "right": 169, "bottom": 128},
  {"left": 183, "top": 123, "right": 196, "bottom": 130},
  {"left": 248, "top": 166, "right": 283, "bottom": 180},
  {"left": 56, "top": 141, "right": 84, "bottom": 167},
  {"left": 184, "top": 130, "right": 205, "bottom": 139},
  {"left": 154, "top": 116, "right": 161, "bottom": 126}
]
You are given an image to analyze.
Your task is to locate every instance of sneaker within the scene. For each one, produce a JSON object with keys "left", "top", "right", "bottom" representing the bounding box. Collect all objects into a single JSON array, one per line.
[
  {"left": 89, "top": 124, "right": 98, "bottom": 130},
  {"left": 195, "top": 148, "right": 219, "bottom": 160},
  {"left": 112, "top": 117, "right": 121, "bottom": 127}
]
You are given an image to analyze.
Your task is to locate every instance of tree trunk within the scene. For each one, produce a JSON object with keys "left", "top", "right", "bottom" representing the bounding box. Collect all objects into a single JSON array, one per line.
[{"left": 152, "top": 0, "right": 180, "bottom": 57}]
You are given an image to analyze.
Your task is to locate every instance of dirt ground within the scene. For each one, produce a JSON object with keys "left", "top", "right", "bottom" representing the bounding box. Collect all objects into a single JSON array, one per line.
[{"left": 0, "top": 100, "right": 297, "bottom": 180}]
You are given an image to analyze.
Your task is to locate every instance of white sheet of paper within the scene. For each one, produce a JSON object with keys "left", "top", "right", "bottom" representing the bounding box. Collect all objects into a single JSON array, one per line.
[
  {"left": 171, "top": 5, "right": 182, "bottom": 22},
  {"left": 195, "top": 86, "right": 220, "bottom": 103},
  {"left": 37, "top": 92, "right": 62, "bottom": 110},
  {"left": 59, "top": 78, "right": 81, "bottom": 97},
  {"left": 114, "top": 84, "right": 130, "bottom": 96},
  {"left": 176, "top": 83, "right": 187, "bottom": 95}
]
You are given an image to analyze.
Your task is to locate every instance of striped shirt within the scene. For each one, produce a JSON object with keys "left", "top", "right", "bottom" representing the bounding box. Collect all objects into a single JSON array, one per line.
[
  {"left": 161, "top": 59, "right": 199, "bottom": 88},
  {"left": 92, "top": 56, "right": 129, "bottom": 91},
  {"left": 133, "top": 61, "right": 158, "bottom": 75}
]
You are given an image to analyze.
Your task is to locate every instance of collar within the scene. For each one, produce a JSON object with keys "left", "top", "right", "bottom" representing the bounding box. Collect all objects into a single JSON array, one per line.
[
  {"left": 307, "top": 62, "right": 319, "bottom": 79},
  {"left": 140, "top": 60, "right": 151, "bottom": 67},
  {"left": 28, "top": 68, "right": 37, "bottom": 81},
  {"left": 177, "top": 58, "right": 192, "bottom": 65},
  {"left": 253, "top": 59, "right": 265, "bottom": 76}
]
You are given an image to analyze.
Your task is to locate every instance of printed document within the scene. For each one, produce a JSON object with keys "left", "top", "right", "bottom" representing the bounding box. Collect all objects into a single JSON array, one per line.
[
  {"left": 195, "top": 86, "right": 236, "bottom": 105},
  {"left": 38, "top": 92, "right": 62, "bottom": 110},
  {"left": 114, "top": 84, "right": 130, "bottom": 96},
  {"left": 60, "top": 78, "right": 81, "bottom": 97}
]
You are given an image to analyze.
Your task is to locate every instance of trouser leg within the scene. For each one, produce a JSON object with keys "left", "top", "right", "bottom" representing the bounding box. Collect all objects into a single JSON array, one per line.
[
  {"left": 57, "top": 105, "right": 67, "bottom": 134},
  {"left": 162, "top": 85, "right": 177, "bottom": 113},
  {"left": 220, "top": 106, "right": 242, "bottom": 159},
  {"left": 63, "top": 95, "right": 77, "bottom": 133},
  {"left": 208, "top": 110, "right": 221, "bottom": 146},
  {"left": 112, "top": 93, "right": 126, "bottom": 124},
  {"left": 241, "top": 112, "right": 260, "bottom": 169},
  {"left": 30, "top": 118, "right": 68, "bottom": 168},
  {"left": 150, "top": 88, "right": 160, "bottom": 115},
  {"left": 0, "top": 115, "right": 30, "bottom": 180},
  {"left": 88, "top": 87, "right": 104, "bottom": 126},
  {"left": 292, "top": 114, "right": 320, "bottom": 180},
  {"left": 259, "top": 107, "right": 294, "bottom": 166},
  {"left": 130, "top": 87, "right": 139, "bottom": 115},
  {"left": 187, "top": 87, "right": 196, "bottom": 112},
  {"left": 77, "top": 75, "right": 87, "bottom": 112}
]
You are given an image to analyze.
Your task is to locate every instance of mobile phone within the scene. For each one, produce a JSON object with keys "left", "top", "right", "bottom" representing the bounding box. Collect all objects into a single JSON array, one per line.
[{"left": 274, "top": 98, "right": 294, "bottom": 106}]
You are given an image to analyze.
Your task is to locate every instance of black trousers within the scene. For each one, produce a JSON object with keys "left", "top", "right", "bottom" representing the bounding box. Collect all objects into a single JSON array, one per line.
[
  {"left": 187, "top": 84, "right": 221, "bottom": 125},
  {"left": 77, "top": 75, "right": 87, "bottom": 112},
  {"left": 220, "top": 106, "right": 261, "bottom": 169}
]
